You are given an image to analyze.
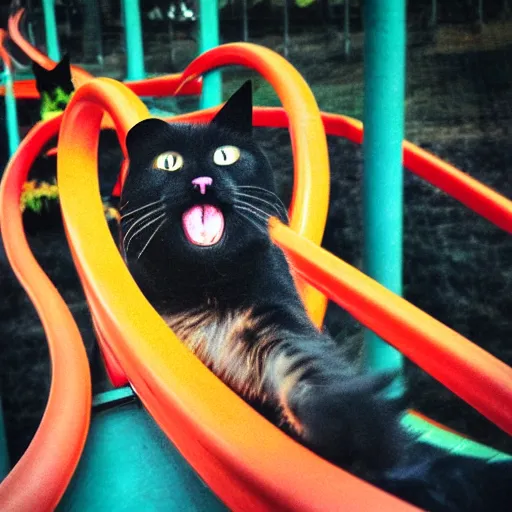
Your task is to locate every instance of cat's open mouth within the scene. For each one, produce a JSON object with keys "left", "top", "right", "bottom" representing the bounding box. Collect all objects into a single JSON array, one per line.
[{"left": 182, "top": 204, "right": 225, "bottom": 246}]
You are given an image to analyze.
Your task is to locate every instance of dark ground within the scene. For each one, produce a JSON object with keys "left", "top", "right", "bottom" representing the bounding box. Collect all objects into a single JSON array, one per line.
[{"left": 1, "top": 10, "right": 512, "bottom": 463}]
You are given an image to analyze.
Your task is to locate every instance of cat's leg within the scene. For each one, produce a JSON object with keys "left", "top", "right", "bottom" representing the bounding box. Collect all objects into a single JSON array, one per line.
[
  {"left": 262, "top": 335, "right": 408, "bottom": 478},
  {"left": 260, "top": 333, "right": 512, "bottom": 511},
  {"left": 166, "top": 306, "right": 406, "bottom": 478}
]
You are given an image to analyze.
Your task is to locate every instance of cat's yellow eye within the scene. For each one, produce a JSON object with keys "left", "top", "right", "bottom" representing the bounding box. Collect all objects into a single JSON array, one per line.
[
  {"left": 153, "top": 151, "right": 184, "bottom": 172},
  {"left": 213, "top": 145, "right": 240, "bottom": 166}
]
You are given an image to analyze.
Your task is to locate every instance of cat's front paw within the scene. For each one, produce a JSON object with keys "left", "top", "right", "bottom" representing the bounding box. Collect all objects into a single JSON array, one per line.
[{"left": 286, "top": 373, "right": 406, "bottom": 476}]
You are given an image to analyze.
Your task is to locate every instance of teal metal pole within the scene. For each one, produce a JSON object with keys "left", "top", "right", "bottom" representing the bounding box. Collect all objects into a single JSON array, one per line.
[
  {"left": 3, "top": 67, "right": 21, "bottom": 157},
  {"left": 122, "top": 0, "right": 146, "bottom": 80},
  {"left": 59, "top": 388, "right": 227, "bottom": 511},
  {"left": 343, "top": 0, "right": 351, "bottom": 58},
  {"left": 199, "top": 0, "right": 222, "bottom": 109},
  {"left": 362, "top": 0, "right": 406, "bottom": 398},
  {"left": 430, "top": 0, "right": 437, "bottom": 28},
  {"left": 42, "top": 0, "right": 60, "bottom": 61}
]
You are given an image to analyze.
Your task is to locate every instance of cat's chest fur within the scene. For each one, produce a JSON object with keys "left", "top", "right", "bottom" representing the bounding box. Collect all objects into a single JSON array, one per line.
[{"left": 162, "top": 306, "right": 277, "bottom": 402}]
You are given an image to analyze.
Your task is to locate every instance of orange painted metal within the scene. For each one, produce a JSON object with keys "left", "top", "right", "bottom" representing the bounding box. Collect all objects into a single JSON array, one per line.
[
  {"left": 0, "top": 79, "right": 39, "bottom": 99},
  {"left": 318, "top": 112, "right": 512, "bottom": 234},
  {"left": 3, "top": 9, "right": 202, "bottom": 100},
  {"left": 0, "top": 29, "right": 12, "bottom": 71},
  {"left": 0, "top": 115, "right": 91, "bottom": 511},
  {"left": 0, "top": 74, "right": 202, "bottom": 100},
  {"left": 8, "top": 9, "right": 94, "bottom": 85},
  {"left": 269, "top": 218, "right": 512, "bottom": 435}
]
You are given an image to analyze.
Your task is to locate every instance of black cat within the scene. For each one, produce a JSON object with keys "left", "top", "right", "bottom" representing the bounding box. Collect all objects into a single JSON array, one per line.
[
  {"left": 32, "top": 54, "right": 74, "bottom": 122},
  {"left": 120, "top": 81, "right": 511, "bottom": 511},
  {"left": 27, "top": 55, "right": 123, "bottom": 219}
]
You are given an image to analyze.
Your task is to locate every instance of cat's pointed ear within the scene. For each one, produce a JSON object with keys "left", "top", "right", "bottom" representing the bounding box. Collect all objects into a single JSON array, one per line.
[
  {"left": 54, "top": 53, "right": 71, "bottom": 74},
  {"left": 210, "top": 80, "right": 253, "bottom": 135},
  {"left": 32, "top": 59, "right": 48, "bottom": 93},
  {"left": 31, "top": 59, "right": 46, "bottom": 79},
  {"left": 54, "top": 54, "right": 73, "bottom": 84},
  {"left": 126, "top": 118, "right": 171, "bottom": 158}
]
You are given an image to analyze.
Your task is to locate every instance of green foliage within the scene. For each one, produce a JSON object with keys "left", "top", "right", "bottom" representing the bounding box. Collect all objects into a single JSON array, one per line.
[
  {"left": 40, "top": 87, "right": 74, "bottom": 121},
  {"left": 223, "top": 77, "right": 282, "bottom": 107},
  {"left": 20, "top": 180, "right": 59, "bottom": 213},
  {"left": 295, "top": 0, "right": 317, "bottom": 7},
  {"left": 252, "top": 80, "right": 282, "bottom": 107}
]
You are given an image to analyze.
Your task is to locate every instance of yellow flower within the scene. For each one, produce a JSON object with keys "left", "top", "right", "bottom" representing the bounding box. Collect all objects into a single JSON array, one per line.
[{"left": 20, "top": 180, "right": 59, "bottom": 213}]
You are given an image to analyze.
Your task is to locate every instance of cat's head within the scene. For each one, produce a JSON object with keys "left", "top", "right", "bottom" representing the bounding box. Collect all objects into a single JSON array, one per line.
[
  {"left": 122, "top": 81, "right": 286, "bottom": 296},
  {"left": 32, "top": 55, "right": 74, "bottom": 121}
]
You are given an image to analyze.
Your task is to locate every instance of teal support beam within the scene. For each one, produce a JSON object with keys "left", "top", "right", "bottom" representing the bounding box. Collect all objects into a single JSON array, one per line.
[
  {"left": 199, "top": 0, "right": 222, "bottom": 109},
  {"left": 430, "top": 0, "right": 438, "bottom": 28},
  {"left": 283, "top": 0, "right": 290, "bottom": 59},
  {"left": 343, "top": 0, "right": 351, "bottom": 58},
  {"left": 59, "top": 388, "right": 227, "bottom": 511},
  {"left": 0, "top": 398, "right": 10, "bottom": 481},
  {"left": 362, "top": 0, "right": 406, "bottom": 398},
  {"left": 478, "top": 0, "right": 484, "bottom": 26},
  {"left": 121, "top": 0, "right": 146, "bottom": 80},
  {"left": 242, "top": 0, "right": 249, "bottom": 41},
  {"left": 42, "top": 0, "right": 60, "bottom": 61},
  {"left": 2, "top": 67, "right": 21, "bottom": 157}
]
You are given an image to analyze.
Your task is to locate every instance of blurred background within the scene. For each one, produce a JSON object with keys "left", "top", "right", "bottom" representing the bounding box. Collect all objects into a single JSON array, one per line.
[{"left": 0, "top": 0, "right": 511, "bottom": 463}]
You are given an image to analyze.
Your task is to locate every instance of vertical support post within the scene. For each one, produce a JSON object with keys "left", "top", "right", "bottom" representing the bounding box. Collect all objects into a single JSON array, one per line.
[
  {"left": 83, "top": 0, "right": 104, "bottom": 65},
  {"left": 478, "top": 0, "right": 484, "bottom": 26},
  {"left": 3, "top": 67, "right": 20, "bottom": 157},
  {"left": 122, "top": 0, "right": 145, "bottom": 81},
  {"left": 362, "top": 0, "right": 406, "bottom": 398},
  {"left": 343, "top": 0, "right": 351, "bottom": 58},
  {"left": 27, "top": 0, "right": 36, "bottom": 46},
  {"left": 283, "top": 0, "right": 290, "bottom": 59},
  {"left": 326, "top": 0, "right": 333, "bottom": 20},
  {"left": 242, "top": 0, "right": 249, "bottom": 42},
  {"left": 199, "top": 0, "right": 222, "bottom": 109},
  {"left": 430, "top": 0, "right": 437, "bottom": 28},
  {"left": 42, "top": 0, "right": 60, "bottom": 61},
  {"left": 505, "top": 0, "right": 511, "bottom": 19}
]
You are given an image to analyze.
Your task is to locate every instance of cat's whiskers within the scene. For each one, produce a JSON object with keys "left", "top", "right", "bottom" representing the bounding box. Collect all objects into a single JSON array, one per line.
[
  {"left": 119, "top": 200, "right": 130, "bottom": 211},
  {"left": 122, "top": 206, "right": 166, "bottom": 247},
  {"left": 237, "top": 186, "right": 289, "bottom": 214},
  {"left": 234, "top": 191, "right": 289, "bottom": 223},
  {"left": 234, "top": 202, "right": 274, "bottom": 238},
  {"left": 137, "top": 218, "right": 167, "bottom": 260},
  {"left": 125, "top": 213, "right": 166, "bottom": 253},
  {"left": 120, "top": 199, "right": 164, "bottom": 220},
  {"left": 235, "top": 208, "right": 269, "bottom": 236},
  {"left": 234, "top": 199, "right": 273, "bottom": 223}
]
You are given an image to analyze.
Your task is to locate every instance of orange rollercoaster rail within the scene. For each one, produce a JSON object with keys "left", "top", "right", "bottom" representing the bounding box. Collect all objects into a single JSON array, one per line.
[
  {"left": 270, "top": 219, "right": 512, "bottom": 434},
  {"left": 0, "top": 5, "right": 201, "bottom": 141},
  {"left": 0, "top": 73, "right": 202, "bottom": 100},
  {"left": 1, "top": 40, "right": 511, "bottom": 511},
  {"left": 0, "top": 115, "right": 91, "bottom": 511},
  {"left": 1, "top": 8, "right": 202, "bottom": 100},
  {"left": 0, "top": 29, "right": 12, "bottom": 71}
]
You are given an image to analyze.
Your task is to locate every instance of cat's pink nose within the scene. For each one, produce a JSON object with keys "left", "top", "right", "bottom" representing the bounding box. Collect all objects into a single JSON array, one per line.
[{"left": 191, "top": 176, "right": 213, "bottom": 195}]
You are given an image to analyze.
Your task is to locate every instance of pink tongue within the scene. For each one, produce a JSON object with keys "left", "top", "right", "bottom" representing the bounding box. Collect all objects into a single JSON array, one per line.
[{"left": 182, "top": 204, "right": 224, "bottom": 246}]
